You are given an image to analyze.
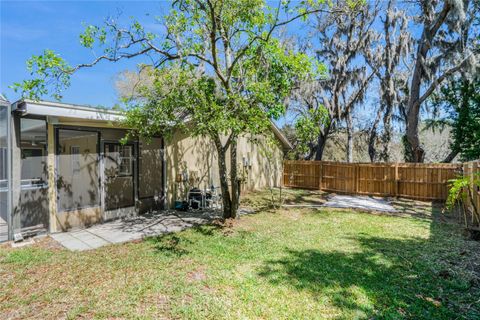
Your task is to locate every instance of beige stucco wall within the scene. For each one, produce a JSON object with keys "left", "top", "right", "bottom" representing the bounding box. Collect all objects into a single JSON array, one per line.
[{"left": 165, "top": 131, "right": 284, "bottom": 206}]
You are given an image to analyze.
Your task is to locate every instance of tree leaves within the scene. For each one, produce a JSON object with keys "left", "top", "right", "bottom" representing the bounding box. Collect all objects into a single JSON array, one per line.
[
  {"left": 432, "top": 78, "right": 480, "bottom": 162},
  {"left": 11, "top": 49, "right": 72, "bottom": 100}
]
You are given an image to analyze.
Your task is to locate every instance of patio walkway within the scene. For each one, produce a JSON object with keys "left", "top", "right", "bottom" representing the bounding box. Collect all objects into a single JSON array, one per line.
[{"left": 51, "top": 210, "right": 221, "bottom": 251}]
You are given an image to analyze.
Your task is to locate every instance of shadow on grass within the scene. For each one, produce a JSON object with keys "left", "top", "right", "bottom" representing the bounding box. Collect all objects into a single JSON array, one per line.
[
  {"left": 283, "top": 190, "right": 327, "bottom": 206},
  {"left": 145, "top": 224, "right": 224, "bottom": 256},
  {"left": 388, "top": 198, "right": 446, "bottom": 220},
  {"left": 257, "top": 221, "right": 480, "bottom": 320},
  {"left": 146, "top": 234, "right": 192, "bottom": 256},
  {"left": 190, "top": 223, "right": 224, "bottom": 236},
  {"left": 241, "top": 188, "right": 327, "bottom": 212}
]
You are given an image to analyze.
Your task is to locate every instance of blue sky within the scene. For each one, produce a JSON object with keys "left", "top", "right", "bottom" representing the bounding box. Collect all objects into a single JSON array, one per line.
[
  {"left": 1, "top": 0, "right": 172, "bottom": 107},
  {"left": 0, "top": 0, "right": 315, "bottom": 127},
  {"left": 0, "top": 1, "right": 430, "bottom": 129}
]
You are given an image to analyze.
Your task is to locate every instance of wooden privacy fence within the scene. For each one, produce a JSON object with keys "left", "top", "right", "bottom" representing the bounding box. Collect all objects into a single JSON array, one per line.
[{"left": 283, "top": 160, "right": 463, "bottom": 201}]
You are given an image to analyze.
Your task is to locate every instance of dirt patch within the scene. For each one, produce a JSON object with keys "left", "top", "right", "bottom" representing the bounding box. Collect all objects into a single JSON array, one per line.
[
  {"left": 0, "top": 235, "right": 64, "bottom": 252},
  {"left": 34, "top": 236, "right": 65, "bottom": 251}
]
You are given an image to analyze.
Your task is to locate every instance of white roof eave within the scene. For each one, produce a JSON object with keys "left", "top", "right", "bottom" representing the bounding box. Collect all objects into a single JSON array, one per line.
[
  {"left": 15, "top": 100, "right": 125, "bottom": 122},
  {"left": 270, "top": 121, "right": 293, "bottom": 150},
  {"left": 12, "top": 100, "right": 293, "bottom": 149}
]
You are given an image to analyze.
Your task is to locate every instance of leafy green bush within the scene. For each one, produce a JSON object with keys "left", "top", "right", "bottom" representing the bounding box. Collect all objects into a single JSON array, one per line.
[{"left": 446, "top": 173, "right": 480, "bottom": 230}]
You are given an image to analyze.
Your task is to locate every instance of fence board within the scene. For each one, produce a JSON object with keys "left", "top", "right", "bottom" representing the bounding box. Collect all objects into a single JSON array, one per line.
[{"left": 283, "top": 160, "right": 462, "bottom": 201}]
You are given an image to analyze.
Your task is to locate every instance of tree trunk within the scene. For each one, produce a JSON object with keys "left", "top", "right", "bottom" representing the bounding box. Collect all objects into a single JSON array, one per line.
[
  {"left": 380, "top": 106, "right": 393, "bottom": 162},
  {"left": 214, "top": 136, "right": 232, "bottom": 219},
  {"left": 368, "top": 130, "right": 377, "bottom": 162},
  {"left": 405, "top": 65, "right": 425, "bottom": 162},
  {"left": 405, "top": 103, "right": 425, "bottom": 162},
  {"left": 314, "top": 121, "right": 332, "bottom": 161},
  {"left": 404, "top": 29, "right": 429, "bottom": 163},
  {"left": 229, "top": 136, "right": 239, "bottom": 219},
  {"left": 442, "top": 149, "right": 459, "bottom": 163},
  {"left": 346, "top": 113, "right": 354, "bottom": 163},
  {"left": 368, "top": 108, "right": 383, "bottom": 162}
]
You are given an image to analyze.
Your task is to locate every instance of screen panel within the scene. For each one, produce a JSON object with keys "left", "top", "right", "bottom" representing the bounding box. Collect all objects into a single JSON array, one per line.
[
  {"left": 57, "top": 129, "right": 100, "bottom": 212},
  {"left": 0, "top": 104, "right": 8, "bottom": 241},
  {"left": 19, "top": 118, "right": 49, "bottom": 231}
]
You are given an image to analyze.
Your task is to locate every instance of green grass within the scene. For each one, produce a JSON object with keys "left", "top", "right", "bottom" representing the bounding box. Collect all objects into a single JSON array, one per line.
[{"left": 1, "top": 195, "right": 479, "bottom": 319}]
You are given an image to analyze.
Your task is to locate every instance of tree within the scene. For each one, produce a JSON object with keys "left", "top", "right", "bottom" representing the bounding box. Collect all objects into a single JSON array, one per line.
[
  {"left": 12, "top": 0, "right": 332, "bottom": 219},
  {"left": 293, "top": 0, "right": 378, "bottom": 162},
  {"left": 430, "top": 77, "right": 480, "bottom": 162},
  {"left": 293, "top": 107, "right": 330, "bottom": 159},
  {"left": 365, "top": 0, "right": 411, "bottom": 162},
  {"left": 403, "top": 0, "right": 478, "bottom": 162}
]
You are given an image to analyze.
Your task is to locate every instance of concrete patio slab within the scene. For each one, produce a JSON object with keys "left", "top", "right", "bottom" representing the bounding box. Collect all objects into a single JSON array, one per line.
[
  {"left": 323, "top": 195, "right": 398, "bottom": 213},
  {"left": 51, "top": 210, "right": 221, "bottom": 251},
  {"left": 56, "top": 236, "right": 92, "bottom": 251}
]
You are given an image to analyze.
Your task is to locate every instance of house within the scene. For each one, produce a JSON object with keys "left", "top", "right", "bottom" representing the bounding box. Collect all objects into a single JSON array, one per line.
[{"left": 0, "top": 98, "right": 290, "bottom": 241}]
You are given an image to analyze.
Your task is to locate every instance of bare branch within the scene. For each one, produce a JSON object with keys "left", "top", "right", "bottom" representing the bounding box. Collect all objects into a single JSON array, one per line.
[{"left": 418, "top": 53, "right": 474, "bottom": 105}]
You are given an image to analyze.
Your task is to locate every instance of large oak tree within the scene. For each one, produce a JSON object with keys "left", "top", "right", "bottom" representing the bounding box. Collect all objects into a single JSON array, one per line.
[
  {"left": 292, "top": 0, "right": 378, "bottom": 162},
  {"left": 403, "top": 0, "right": 478, "bottom": 162}
]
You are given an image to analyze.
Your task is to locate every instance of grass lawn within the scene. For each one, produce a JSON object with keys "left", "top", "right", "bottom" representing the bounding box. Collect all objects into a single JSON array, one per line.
[{"left": 1, "top": 190, "right": 479, "bottom": 319}]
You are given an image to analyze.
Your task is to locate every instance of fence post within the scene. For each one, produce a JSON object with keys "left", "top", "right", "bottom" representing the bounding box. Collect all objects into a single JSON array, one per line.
[
  {"left": 463, "top": 162, "right": 472, "bottom": 216},
  {"left": 318, "top": 161, "right": 322, "bottom": 191},
  {"left": 474, "top": 162, "right": 480, "bottom": 217},
  {"left": 394, "top": 163, "right": 399, "bottom": 197},
  {"left": 471, "top": 162, "right": 478, "bottom": 211},
  {"left": 354, "top": 164, "right": 359, "bottom": 194}
]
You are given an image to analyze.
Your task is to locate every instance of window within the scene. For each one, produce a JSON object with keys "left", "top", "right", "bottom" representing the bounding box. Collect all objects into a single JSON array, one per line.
[
  {"left": 106, "top": 144, "right": 133, "bottom": 176},
  {"left": 119, "top": 145, "right": 133, "bottom": 176},
  {"left": 20, "top": 118, "right": 47, "bottom": 188}
]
